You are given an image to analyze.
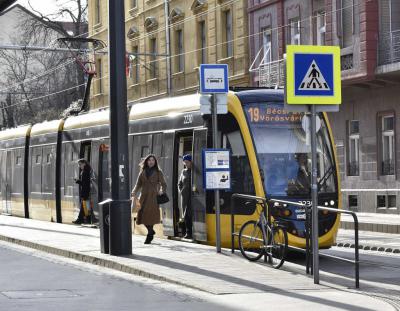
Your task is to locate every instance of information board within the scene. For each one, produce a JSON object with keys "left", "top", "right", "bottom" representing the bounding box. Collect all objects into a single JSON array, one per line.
[{"left": 202, "top": 149, "right": 231, "bottom": 190}]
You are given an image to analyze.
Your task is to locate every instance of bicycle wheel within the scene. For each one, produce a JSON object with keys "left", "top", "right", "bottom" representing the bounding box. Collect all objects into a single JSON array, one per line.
[
  {"left": 238, "top": 220, "right": 265, "bottom": 262},
  {"left": 265, "top": 225, "right": 288, "bottom": 269}
]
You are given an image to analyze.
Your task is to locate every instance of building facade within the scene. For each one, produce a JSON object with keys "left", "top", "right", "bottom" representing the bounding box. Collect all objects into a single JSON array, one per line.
[
  {"left": 88, "top": 0, "right": 250, "bottom": 109},
  {"left": 249, "top": 0, "right": 400, "bottom": 214}
]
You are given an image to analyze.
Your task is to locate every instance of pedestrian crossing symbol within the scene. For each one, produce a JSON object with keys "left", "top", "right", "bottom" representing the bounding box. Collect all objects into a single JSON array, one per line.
[
  {"left": 286, "top": 45, "right": 341, "bottom": 105},
  {"left": 298, "top": 61, "right": 330, "bottom": 90}
]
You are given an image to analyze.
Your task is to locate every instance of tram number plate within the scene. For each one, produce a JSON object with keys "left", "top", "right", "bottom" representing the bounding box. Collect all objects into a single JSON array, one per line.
[{"left": 184, "top": 114, "right": 193, "bottom": 125}]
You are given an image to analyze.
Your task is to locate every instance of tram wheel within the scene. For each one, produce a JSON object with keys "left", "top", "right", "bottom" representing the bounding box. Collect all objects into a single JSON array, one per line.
[
  {"left": 238, "top": 220, "right": 265, "bottom": 262},
  {"left": 266, "top": 226, "right": 288, "bottom": 269}
]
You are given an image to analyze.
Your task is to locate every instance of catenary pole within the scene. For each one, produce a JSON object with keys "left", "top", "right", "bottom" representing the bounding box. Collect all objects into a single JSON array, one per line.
[
  {"left": 310, "top": 104, "right": 319, "bottom": 283},
  {"left": 108, "top": 0, "right": 132, "bottom": 256}
]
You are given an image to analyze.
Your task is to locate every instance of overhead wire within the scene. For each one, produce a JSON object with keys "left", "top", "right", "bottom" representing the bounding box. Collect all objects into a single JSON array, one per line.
[
  {"left": 0, "top": 2, "right": 356, "bottom": 111},
  {"left": 0, "top": 0, "right": 236, "bottom": 93}
]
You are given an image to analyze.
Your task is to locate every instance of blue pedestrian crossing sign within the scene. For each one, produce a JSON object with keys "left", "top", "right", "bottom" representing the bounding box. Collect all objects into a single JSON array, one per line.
[{"left": 286, "top": 45, "right": 341, "bottom": 105}]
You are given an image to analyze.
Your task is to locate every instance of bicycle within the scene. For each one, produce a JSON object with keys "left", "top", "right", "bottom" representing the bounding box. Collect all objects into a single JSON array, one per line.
[{"left": 238, "top": 197, "right": 288, "bottom": 269}]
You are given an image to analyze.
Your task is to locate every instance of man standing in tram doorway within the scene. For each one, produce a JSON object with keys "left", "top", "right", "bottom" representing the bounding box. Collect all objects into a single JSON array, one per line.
[
  {"left": 178, "top": 154, "right": 193, "bottom": 239},
  {"left": 73, "top": 159, "right": 93, "bottom": 224}
]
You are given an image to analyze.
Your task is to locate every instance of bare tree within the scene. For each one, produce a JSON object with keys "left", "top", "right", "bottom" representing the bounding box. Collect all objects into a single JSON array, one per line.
[
  {"left": 0, "top": 2, "right": 88, "bottom": 128},
  {"left": 28, "top": 0, "right": 88, "bottom": 98}
]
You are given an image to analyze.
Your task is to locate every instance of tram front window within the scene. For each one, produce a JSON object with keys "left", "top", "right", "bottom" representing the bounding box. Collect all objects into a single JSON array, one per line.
[{"left": 245, "top": 103, "right": 336, "bottom": 197}]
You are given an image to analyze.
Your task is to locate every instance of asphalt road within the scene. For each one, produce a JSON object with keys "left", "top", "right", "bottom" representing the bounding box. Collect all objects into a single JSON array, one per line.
[{"left": 0, "top": 245, "right": 229, "bottom": 311}]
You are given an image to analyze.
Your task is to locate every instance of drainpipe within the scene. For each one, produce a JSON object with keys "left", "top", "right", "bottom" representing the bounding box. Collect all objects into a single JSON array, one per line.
[{"left": 164, "top": 0, "right": 172, "bottom": 95}]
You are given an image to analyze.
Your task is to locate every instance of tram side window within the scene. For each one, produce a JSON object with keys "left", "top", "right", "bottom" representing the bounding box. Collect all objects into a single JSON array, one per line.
[
  {"left": 221, "top": 116, "right": 256, "bottom": 215},
  {"left": 31, "top": 147, "right": 42, "bottom": 193},
  {"left": 226, "top": 131, "right": 255, "bottom": 195}
]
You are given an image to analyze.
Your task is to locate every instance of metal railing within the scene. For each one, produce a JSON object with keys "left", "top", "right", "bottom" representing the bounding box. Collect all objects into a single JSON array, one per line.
[
  {"left": 381, "top": 159, "right": 395, "bottom": 175},
  {"left": 378, "top": 30, "right": 400, "bottom": 65},
  {"left": 258, "top": 59, "right": 285, "bottom": 88},
  {"left": 231, "top": 194, "right": 360, "bottom": 289},
  {"left": 248, "top": 46, "right": 284, "bottom": 88},
  {"left": 270, "top": 198, "right": 360, "bottom": 288},
  {"left": 348, "top": 161, "right": 360, "bottom": 176}
]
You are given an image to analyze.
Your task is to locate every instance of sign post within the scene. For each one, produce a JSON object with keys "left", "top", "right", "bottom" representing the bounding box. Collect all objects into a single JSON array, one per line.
[
  {"left": 285, "top": 45, "right": 341, "bottom": 284},
  {"left": 199, "top": 64, "right": 229, "bottom": 253}
]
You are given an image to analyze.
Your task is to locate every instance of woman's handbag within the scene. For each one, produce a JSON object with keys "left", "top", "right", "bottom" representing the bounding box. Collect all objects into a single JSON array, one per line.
[{"left": 157, "top": 193, "right": 169, "bottom": 204}]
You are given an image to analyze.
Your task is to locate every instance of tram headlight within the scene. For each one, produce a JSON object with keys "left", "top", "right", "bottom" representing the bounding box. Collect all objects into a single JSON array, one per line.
[
  {"left": 324, "top": 201, "right": 329, "bottom": 206},
  {"left": 330, "top": 200, "right": 335, "bottom": 206},
  {"left": 283, "top": 209, "right": 291, "bottom": 217}
]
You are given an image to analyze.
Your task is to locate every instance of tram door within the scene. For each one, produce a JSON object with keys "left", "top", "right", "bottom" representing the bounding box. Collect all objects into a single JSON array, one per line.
[
  {"left": 0, "top": 151, "right": 4, "bottom": 213},
  {"left": 79, "top": 141, "right": 94, "bottom": 211},
  {"left": 97, "top": 141, "right": 111, "bottom": 203},
  {"left": 191, "top": 129, "right": 207, "bottom": 241},
  {"left": 0, "top": 151, "right": 11, "bottom": 214},
  {"left": 4, "top": 151, "right": 12, "bottom": 214},
  {"left": 160, "top": 132, "right": 175, "bottom": 237}
]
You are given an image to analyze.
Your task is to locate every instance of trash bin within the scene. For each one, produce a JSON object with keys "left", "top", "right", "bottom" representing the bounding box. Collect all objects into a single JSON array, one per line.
[{"left": 98, "top": 199, "right": 112, "bottom": 254}]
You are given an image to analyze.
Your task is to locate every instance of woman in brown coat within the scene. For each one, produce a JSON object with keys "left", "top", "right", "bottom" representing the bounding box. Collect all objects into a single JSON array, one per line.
[{"left": 131, "top": 154, "right": 167, "bottom": 244}]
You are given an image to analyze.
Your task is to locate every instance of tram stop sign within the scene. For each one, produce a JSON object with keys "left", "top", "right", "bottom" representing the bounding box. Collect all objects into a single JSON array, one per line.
[{"left": 285, "top": 45, "right": 341, "bottom": 111}]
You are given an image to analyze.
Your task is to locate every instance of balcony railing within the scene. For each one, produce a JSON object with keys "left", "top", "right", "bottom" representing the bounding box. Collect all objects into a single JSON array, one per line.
[
  {"left": 378, "top": 30, "right": 400, "bottom": 66},
  {"left": 347, "top": 161, "right": 359, "bottom": 176},
  {"left": 381, "top": 159, "right": 395, "bottom": 175},
  {"left": 258, "top": 59, "right": 285, "bottom": 88},
  {"left": 249, "top": 46, "right": 284, "bottom": 88}
]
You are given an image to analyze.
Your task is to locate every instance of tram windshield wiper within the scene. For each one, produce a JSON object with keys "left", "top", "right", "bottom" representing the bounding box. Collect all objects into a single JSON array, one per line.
[{"left": 317, "top": 165, "right": 335, "bottom": 192}]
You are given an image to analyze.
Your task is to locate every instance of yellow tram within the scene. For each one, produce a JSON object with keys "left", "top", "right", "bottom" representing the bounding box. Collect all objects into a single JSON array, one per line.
[{"left": 0, "top": 88, "right": 340, "bottom": 248}]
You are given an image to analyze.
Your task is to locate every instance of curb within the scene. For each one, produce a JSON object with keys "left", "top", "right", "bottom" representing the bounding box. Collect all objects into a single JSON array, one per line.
[
  {"left": 0, "top": 234, "right": 214, "bottom": 294},
  {"left": 340, "top": 221, "right": 400, "bottom": 234},
  {"left": 334, "top": 242, "right": 400, "bottom": 254}
]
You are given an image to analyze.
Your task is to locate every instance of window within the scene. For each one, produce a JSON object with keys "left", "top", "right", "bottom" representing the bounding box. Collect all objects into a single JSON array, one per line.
[
  {"left": 388, "top": 195, "right": 397, "bottom": 209},
  {"left": 175, "top": 29, "right": 184, "bottom": 72},
  {"left": 141, "top": 146, "right": 150, "bottom": 158},
  {"left": 289, "top": 17, "right": 301, "bottom": 45},
  {"left": 223, "top": 10, "right": 233, "bottom": 57},
  {"left": 381, "top": 115, "right": 395, "bottom": 175},
  {"left": 96, "top": 58, "right": 102, "bottom": 94},
  {"left": 347, "top": 120, "right": 359, "bottom": 176},
  {"left": 149, "top": 38, "right": 157, "bottom": 79},
  {"left": 198, "top": 21, "right": 206, "bottom": 64},
  {"left": 262, "top": 28, "right": 272, "bottom": 63},
  {"left": 131, "top": 0, "right": 137, "bottom": 9},
  {"left": 36, "top": 154, "right": 41, "bottom": 164},
  {"left": 377, "top": 195, "right": 386, "bottom": 209},
  {"left": 340, "top": 0, "right": 353, "bottom": 48},
  {"left": 46, "top": 153, "right": 51, "bottom": 164},
  {"left": 316, "top": 12, "right": 326, "bottom": 45},
  {"left": 16, "top": 156, "right": 21, "bottom": 165},
  {"left": 348, "top": 195, "right": 358, "bottom": 210},
  {"left": 130, "top": 46, "right": 139, "bottom": 84},
  {"left": 95, "top": 0, "right": 101, "bottom": 24}
]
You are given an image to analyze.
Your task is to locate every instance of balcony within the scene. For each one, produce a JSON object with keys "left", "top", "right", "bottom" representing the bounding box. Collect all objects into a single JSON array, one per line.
[
  {"left": 249, "top": 46, "right": 284, "bottom": 88},
  {"left": 381, "top": 159, "right": 395, "bottom": 176},
  {"left": 347, "top": 161, "right": 359, "bottom": 176},
  {"left": 258, "top": 59, "right": 285, "bottom": 88},
  {"left": 378, "top": 30, "right": 400, "bottom": 66}
]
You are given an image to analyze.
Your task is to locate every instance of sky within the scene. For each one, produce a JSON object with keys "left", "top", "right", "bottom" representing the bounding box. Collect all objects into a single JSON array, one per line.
[{"left": 16, "top": 0, "right": 86, "bottom": 21}]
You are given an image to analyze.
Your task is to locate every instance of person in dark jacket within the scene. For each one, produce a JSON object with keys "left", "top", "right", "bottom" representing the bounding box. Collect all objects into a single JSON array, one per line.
[
  {"left": 72, "top": 159, "right": 93, "bottom": 224},
  {"left": 178, "top": 154, "right": 192, "bottom": 239},
  {"left": 131, "top": 154, "right": 167, "bottom": 244}
]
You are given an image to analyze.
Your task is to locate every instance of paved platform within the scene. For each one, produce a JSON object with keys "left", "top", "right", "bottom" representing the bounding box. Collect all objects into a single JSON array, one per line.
[
  {"left": 0, "top": 215, "right": 397, "bottom": 310},
  {"left": 340, "top": 212, "right": 400, "bottom": 234}
]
